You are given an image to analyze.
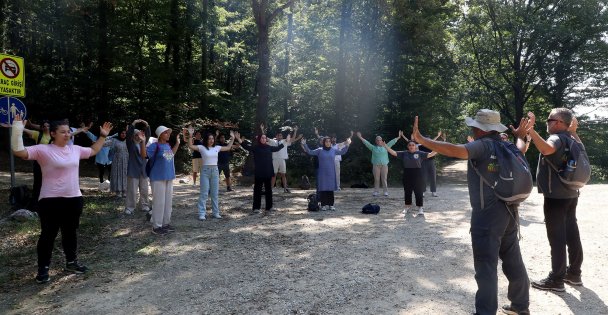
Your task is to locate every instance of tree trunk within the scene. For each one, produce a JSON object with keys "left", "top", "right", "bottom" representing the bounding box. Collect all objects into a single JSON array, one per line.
[
  {"left": 200, "top": 0, "right": 209, "bottom": 114},
  {"left": 255, "top": 24, "right": 271, "bottom": 128},
  {"left": 97, "top": 0, "right": 111, "bottom": 120},
  {"left": 169, "top": 0, "right": 181, "bottom": 95},
  {"left": 281, "top": 10, "right": 293, "bottom": 121},
  {"left": 334, "top": 0, "right": 352, "bottom": 134}
]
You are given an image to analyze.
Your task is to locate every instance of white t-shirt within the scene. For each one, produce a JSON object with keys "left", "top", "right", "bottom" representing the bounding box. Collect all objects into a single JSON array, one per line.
[
  {"left": 196, "top": 145, "right": 222, "bottom": 165},
  {"left": 269, "top": 139, "right": 291, "bottom": 160}
]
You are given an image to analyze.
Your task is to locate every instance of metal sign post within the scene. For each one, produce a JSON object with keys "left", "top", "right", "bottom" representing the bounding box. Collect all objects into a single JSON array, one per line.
[{"left": 0, "top": 96, "right": 27, "bottom": 188}]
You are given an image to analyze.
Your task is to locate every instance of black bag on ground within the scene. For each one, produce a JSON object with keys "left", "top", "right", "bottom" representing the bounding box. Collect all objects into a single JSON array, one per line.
[
  {"left": 362, "top": 203, "right": 380, "bottom": 214},
  {"left": 307, "top": 193, "right": 320, "bottom": 212},
  {"left": 9, "top": 185, "right": 31, "bottom": 210}
]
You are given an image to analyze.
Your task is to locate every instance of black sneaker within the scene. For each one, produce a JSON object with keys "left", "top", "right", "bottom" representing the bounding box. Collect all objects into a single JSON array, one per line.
[
  {"left": 152, "top": 226, "right": 168, "bottom": 235},
  {"left": 65, "top": 260, "right": 88, "bottom": 274},
  {"left": 501, "top": 304, "right": 530, "bottom": 315},
  {"left": 284, "top": 188, "right": 291, "bottom": 193},
  {"left": 162, "top": 225, "right": 176, "bottom": 233},
  {"left": 227, "top": 186, "right": 233, "bottom": 192},
  {"left": 564, "top": 272, "right": 583, "bottom": 286},
  {"left": 531, "top": 276, "right": 565, "bottom": 292},
  {"left": 145, "top": 210, "right": 152, "bottom": 222},
  {"left": 35, "top": 266, "right": 50, "bottom": 284}
]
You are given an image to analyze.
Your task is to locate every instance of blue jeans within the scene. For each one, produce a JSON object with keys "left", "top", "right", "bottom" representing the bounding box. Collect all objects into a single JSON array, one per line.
[{"left": 198, "top": 165, "right": 220, "bottom": 217}]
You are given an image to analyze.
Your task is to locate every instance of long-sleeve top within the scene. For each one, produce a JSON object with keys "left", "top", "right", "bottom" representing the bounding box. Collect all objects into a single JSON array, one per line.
[
  {"left": 85, "top": 131, "right": 116, "bottom": 165},
  {"left": 361, "top": 138, "right": 398, "bottom": 165},
  {"left": 302, "top": 143, "right": 349, "bottom": 191},
  {"left": 241, "top": 142, "right": 284, "bottom": 178},
  {"left": 126, "top": 125, "right": 151, "bottom": 178}
]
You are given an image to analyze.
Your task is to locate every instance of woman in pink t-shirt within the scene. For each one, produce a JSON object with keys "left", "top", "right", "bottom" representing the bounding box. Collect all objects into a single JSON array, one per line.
[{"left": 11, "top": 115, "right": 113, "bottom": 284}]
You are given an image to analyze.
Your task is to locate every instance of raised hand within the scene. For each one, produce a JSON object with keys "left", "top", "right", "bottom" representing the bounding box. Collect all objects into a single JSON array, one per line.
[
  {"left": 568, "top": 116, "right": 578, "bottom": 133},
  {"left": 356, "top": 131, "right": 362, "bottom": 138},
  {"left": 100, "top": 122, "right": 113, "bottom": 137},
  {"left": 411, "top": 116, "right": 422, "bottom": 142},
  {"left": 398, "top": 130, "right": 404, "bottom": 138}
]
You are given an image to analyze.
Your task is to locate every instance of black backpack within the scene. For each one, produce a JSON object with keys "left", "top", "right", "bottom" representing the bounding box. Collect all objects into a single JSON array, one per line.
[
  {"left": 362, "top": 203, "right": 380, "bottom": 214},
  {"left": 543, "top": 134, "right": 591, "bottom": 190},
  {"left": 470, "top": 139, "right": 533, "bottom": 206},
  {"left": 307, "top": 193, "right": 320, "bottom": 211}
]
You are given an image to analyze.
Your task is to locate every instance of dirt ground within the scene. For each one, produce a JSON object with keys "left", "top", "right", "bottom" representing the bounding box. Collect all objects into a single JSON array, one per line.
[{"left": 1, "top": 160, "right": 607, "bottom": 315}]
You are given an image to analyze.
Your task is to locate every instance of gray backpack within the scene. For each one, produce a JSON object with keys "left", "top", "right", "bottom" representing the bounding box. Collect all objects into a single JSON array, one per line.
[
  {"left": 543, "top": 134, "right": 591, "bottom": 190},
  {"left": 471, "top": 139, "right": 533, "bottom": 205}
]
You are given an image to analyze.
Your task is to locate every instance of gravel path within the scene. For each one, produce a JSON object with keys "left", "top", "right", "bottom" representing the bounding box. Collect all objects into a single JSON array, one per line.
[{"left": 1, "top": 161, "right": 607, "bottom": 314}]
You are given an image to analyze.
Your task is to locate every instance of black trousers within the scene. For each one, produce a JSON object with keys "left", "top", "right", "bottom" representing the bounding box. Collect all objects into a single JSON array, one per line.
[
  {"left": 253, "top": 177, "right": 273, "bottom": 210},
  {"left": 543, "top": 197, "right": 583, "bottom": 279},
  {"left": 37, "top": 197, "right": 84, "bottom": 268},
  {"left": 96, "top": 163, "right": 112, "bottom": 183},
  {"left": 319, "top": 191, "right": 334, "bottom": 206},
  {"left": 403, "top": 168, "right": 424, "bottom": 207}
]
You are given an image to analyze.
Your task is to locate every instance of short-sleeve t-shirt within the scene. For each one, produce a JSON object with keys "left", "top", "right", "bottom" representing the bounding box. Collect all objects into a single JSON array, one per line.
[
  {"left": 269, "top": 139, "right": 291, "bottom": 160},
  {"left": 396, "top": 151, "right": 429, "bottom": 169},
  {"left": 536, "top": 133, "right": 579, "bottom": 198},
  {"left": 26, "top": 144, "right": 92, "bottom": 200},
  {"left": 196, "top": 145, "right": 222, "bottom": 165},
  {"left": 192, "top": 139, "right": 202, "bottom": 159}
]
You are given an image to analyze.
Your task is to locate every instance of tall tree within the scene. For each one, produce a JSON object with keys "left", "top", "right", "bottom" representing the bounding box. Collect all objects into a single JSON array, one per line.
[
  {"left": 334, "top": 0, "right": 352, "bottom": 134},
  {"left": 251, "top": 0, "right": 296, "bottom": 128}
]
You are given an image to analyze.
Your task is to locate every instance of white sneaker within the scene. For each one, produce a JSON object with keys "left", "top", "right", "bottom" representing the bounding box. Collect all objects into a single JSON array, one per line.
[
  {"left": 212, "top": 213, "right": 222, "bottom": 219},
  {"left": 321, "top": 205, "right": 329, "bottom": 211},
  {"left": 432, "top": 192, "right": 438, "bottom": 197},
  {"left": 384, "top": 192, "right": 389, "bottom": 196},
  {"left": 198, "top": 215, "right": 206, "bottom": 221},
  {"left": 252, "top": 209, "right": 261, "bottom": 214},
  {"left": 373, "top": 191, "right": 379, "bottom": 197},
  {"left": 124, "top": 209, "right": 133, "bottom": 215},
  {"left": 417, "top": 207, "right": 425, "bottom": 216},
  {"left": 402, "top": 207, "right": 411, "bottom": 214},
  {"left": 329, "top": 206, "right": 336, "bottom": 211}
]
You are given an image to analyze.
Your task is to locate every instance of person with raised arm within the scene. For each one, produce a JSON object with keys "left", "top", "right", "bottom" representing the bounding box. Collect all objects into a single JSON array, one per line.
[
  {"left": 384, "top": 132, "right": 437, "bottom": 216},
  {"left": 146, "top": 125, "right": 180, "bottom": 235},
  {"left": 355, "top": 131, "right": 400, "bottom": 196},
  {"left": 234, "top": 126, "right": 284, "bottom": 214},
  {"left": 185, "top": 127, "right": 236, "bottom": 220},
  {"left": 410, "top": 110, "right": 529, "bottom": 315},
  {"left": 11, "top": 114, "right": 113, "bottom": 284},
  {"left": 124, "top": 119, "right": 151, "bottom": 215},
  {"left": 300, "top": 136, "right": 351, "bottom": 210}
]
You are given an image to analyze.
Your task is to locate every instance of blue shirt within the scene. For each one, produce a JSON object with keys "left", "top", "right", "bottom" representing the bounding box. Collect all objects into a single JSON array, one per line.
[{"left": 146, "top": 142, "right": 176, "bottom": 181}]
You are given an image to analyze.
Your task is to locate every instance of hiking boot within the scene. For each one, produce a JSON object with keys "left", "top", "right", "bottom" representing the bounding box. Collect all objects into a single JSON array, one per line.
[
  {"left": 501, "top": 304, "right": 530, "bottom": 315},
  {"left": 152, "top": 226, "right": 168, "bottom": 235},
  {"left": 531, "top": 276, "right": 565, "bottom": 292},
  {"left": 564, "top": 272, "right": 583, "bottom": 286},
  {"left": 162, "top": 225, "right": 176, "bottom": 232},
  {"left": 36, "top": 266, "right": 50, "bottom": 284},
  {"left": 65, "top": 260, "right": 88, "bottom": 274},
  {"left": 284, "top": 188, "right": 291, "bottom": 193}
]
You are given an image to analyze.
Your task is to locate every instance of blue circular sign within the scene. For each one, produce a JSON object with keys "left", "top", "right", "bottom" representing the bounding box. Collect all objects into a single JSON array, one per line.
[{"left": 0, "top": 96, "right": 26, "bottom": 124}]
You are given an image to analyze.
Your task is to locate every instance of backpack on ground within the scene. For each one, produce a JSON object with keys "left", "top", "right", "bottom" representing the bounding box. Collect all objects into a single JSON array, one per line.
[
  {"left": 543, "top": 134, "right": 591, "bottom": 190},
  {"left": 470, "top": 139, "right": 533, "bottom": 205},
  {"left": 307, "top": 193, "right": 320, "bottom": 212},
  {"left": 361, "top": 203, "right": 380, "bottom": 214},
  {"left": 299, "top": 175, "right": 311, "bottom": 190}
]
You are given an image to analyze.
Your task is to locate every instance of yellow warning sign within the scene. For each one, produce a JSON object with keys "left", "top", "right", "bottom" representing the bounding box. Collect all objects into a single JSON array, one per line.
[{"left": 0, "top": 54, "right": 25, "bottom": 97}]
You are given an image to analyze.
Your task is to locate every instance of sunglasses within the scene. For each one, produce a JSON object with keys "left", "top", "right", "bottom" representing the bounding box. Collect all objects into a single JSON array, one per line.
[{"left": 546, "top": 118, "right": 563, "bottom": 123}]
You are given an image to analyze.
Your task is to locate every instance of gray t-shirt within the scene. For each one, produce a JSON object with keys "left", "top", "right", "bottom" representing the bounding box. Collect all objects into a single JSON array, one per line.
[
  {"left": 464, "top": 137, "right": 502, "bottom": 211},
  {"left": 396, "top": 151, "right": 429, "bottom": 169},
  {"left": 536, "top": 132, "right": 579, "bottom": 199}
]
